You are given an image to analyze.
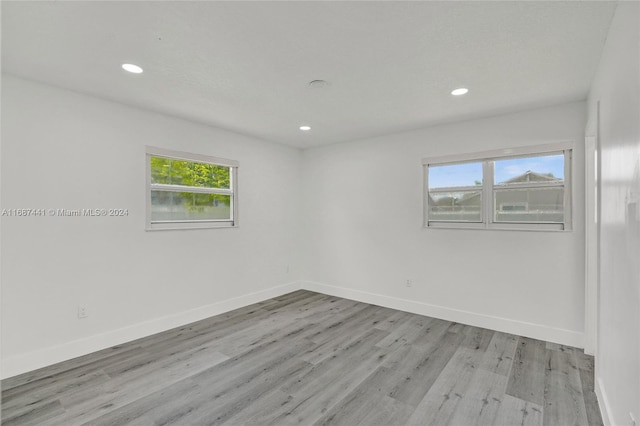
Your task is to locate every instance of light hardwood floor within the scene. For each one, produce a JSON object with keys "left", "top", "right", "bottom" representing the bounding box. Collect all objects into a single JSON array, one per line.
[{"left": 1, "top": 290, "right": 602, "bottom": 425}]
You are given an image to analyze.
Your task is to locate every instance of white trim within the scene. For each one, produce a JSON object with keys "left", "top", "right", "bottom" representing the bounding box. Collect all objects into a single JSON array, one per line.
[
  {"left": 422, "top": 163, "right": 429, "bottom": 227},
  {"left": 422, "top": 141, "right": 574, "bottom": 166},
  {"left": 299, "top": 281, "right": 584, "bottom": 348},
  {"left": 145, "top": 146, "right": 238, "bottom": 168},
  {"left": 427, "top": 221, "right": 485, "bottom": 229},
  {"left": 484, "top": 160, "right": 493, "bottom": 225},
  {"left": 146, "top": 220, "right": 237, "bottom": 231},
  {"left": 146, "top": 151, "right": 152, "bottom": 228},
  {"left": 0, "top": 281, "right": 302, "bottom": 380},
  {"left": 150, "top": 184, "right": 233, "bottom": 195},
  {"left": 231, "top": 165, "right": 239, "bottom": 226},
  {"left": 490, "top": 222, "right": 564, "bottom": 231},
  {"left": 426, "top": 223, "right": 565, "bottom": 232},
  {"left": 595, "top": 377, "right": 613, "bottom": 426},
  {"left": 429, "top": 185, "right": 482, "bottom": 192},
  {"left": 563, "top": 148, "right": 573, "bottom": 231},
  {"left": 1, "top": 281, "right": 586, "bottom": 380},
  {"left": 584, "top": 134, "right": 598, "bottom": 356},
  {"left": 494, "top": 181, "right": 564, "bottom": 190}
]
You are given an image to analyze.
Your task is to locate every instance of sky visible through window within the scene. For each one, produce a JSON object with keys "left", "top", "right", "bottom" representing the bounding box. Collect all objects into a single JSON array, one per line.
[{"left": 429, "top": 154, "right": 564, "bottom": 188}]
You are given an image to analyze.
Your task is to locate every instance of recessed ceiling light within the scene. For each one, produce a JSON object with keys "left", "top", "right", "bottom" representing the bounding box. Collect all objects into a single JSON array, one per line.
[
  {"left": 299, "top": 125, "right": 311, "bottom": 131},
  {"left": 308, "top": 80, "right": 329, "bottom": 89},
  {"left": 122, "top": 63, "right": 143, "bottom": 74},
  {"left": 451, "top": 87, "right": 469, "bottom": 96}
]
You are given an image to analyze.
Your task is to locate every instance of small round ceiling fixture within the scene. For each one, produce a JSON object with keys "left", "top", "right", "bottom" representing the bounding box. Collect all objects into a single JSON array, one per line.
[
  {"left": 299, "top": 125, "right": 311, "bottom": 131},
  {"left": 308, "top": 80, "right": 329, "bottom": 89},
  {"left": 122, "top": 63, "right": 143, "bottom": 74},
  {"left": 451, "top": 87, "right": 469, "bottom": 96}
]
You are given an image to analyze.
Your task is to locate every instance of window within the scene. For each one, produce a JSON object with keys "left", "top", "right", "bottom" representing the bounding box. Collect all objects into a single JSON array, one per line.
[
  {"left": 427, "top": 161, "right": 483, "bottom": 223},
  {"left": 424, "top": 143, "right": 572, "bottom": 231},
  {"left": 146, "top": 147, "right": 238, "bottom": 230}
]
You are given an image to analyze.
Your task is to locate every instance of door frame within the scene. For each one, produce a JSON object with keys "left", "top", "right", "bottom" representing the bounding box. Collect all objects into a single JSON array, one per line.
[{"left": 584, "top": 102, "right": 600, "bottom": 356}]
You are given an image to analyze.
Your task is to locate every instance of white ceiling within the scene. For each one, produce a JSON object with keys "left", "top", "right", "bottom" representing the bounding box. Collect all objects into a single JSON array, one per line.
[{"left": 2, "top": 1, "right": 616, "bottom": 148}]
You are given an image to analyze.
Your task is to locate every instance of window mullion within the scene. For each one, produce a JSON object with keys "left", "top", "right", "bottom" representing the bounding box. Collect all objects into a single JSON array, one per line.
[
  {"left": 429, "top": 185, "right": 484, "bottom": 192},
  {"left": 494, "top": 181, "right": 564, "bottom": 190},
  {"left": 150, "top": 183, "right": 233, "bottom": 196},
  {"left": 482, "top": 160, "right": 494, "bottom": 227}
]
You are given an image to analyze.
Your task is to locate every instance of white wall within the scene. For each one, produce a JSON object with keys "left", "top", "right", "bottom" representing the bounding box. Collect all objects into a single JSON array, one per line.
[
  {"left": 586, "top": 2, "right": 640, "bottom": 425},
  {"left": 0, "top": 75, "right": 592, "bottom": 381},
  {"left": 301, "top": 102, "right": 587, "bottom": 347},
  {"left": 0, "top": 75, "right": 302, "bottom": 378}
]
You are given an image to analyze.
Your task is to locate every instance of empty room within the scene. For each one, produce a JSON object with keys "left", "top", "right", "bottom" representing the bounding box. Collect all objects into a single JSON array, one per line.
[{"left": 1, "top": 1, "right": 638, "bottom": 425}]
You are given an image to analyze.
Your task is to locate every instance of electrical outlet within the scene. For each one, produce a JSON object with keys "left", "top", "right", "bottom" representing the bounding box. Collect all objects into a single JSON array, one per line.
[
  {"left": 77, "top": 305, "right": 88, "bottom": 319},
  {"left": 406, "top": 279, "right": 413, "bottom": 287}
]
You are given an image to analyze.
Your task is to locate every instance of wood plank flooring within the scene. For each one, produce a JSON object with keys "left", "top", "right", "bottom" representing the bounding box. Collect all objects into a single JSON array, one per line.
[{"left": 1, "top": 290, "right": 602, "bottom": 425}]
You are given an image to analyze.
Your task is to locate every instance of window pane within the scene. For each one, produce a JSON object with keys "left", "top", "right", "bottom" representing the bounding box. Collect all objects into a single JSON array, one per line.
[
  {"left": 428, "top": 190, "right": 482, "bottom": 222},
  {"left": 428, "top": 162, "right": 483, "bottom": 189},
  {"left": 494, "top": 187, "right": 564, "bottom": 223},
  {"left": 494, "top": 154, "right": 564, "bottom": 185},
  {"left": 150, "top": 156, "right": 230, "bottom": 189},
  {"left": 151, "top": 191, "right": 231, "bottom": 222}
]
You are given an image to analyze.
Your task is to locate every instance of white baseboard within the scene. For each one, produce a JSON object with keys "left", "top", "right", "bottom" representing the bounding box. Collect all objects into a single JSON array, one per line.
[
  {"left": 595, "top": 377, "right": 613, "bottom": 426},
  {"left": 2, "top": 280, "right": 585, "bottom": 380},
  {"left": 1, "top": 281, "right": 302, "bottom": 380},
  {"left": 300, "top": 281, "right": 584, "bottom": 348}
]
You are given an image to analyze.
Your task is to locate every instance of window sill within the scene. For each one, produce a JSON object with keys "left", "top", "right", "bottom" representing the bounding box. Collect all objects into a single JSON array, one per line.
[
  {"left": 425, "top": 222, "right": 569, "bottom": 232},
  {"left": 146, "top": 221, "right": 237, "bottom": 231}
]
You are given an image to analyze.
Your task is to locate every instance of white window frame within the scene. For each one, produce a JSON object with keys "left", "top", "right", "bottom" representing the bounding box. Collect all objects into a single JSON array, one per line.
[
  {"left": 423, "top": 142, "right": 572, "bottom": 231},
  {"left": 146, "top": 146, "right": 239, "bottom": 231}
]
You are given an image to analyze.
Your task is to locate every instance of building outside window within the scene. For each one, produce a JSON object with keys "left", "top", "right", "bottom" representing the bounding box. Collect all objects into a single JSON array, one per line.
[{"left": 424, "top": 143, "right": 572, "bottom": 231}]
